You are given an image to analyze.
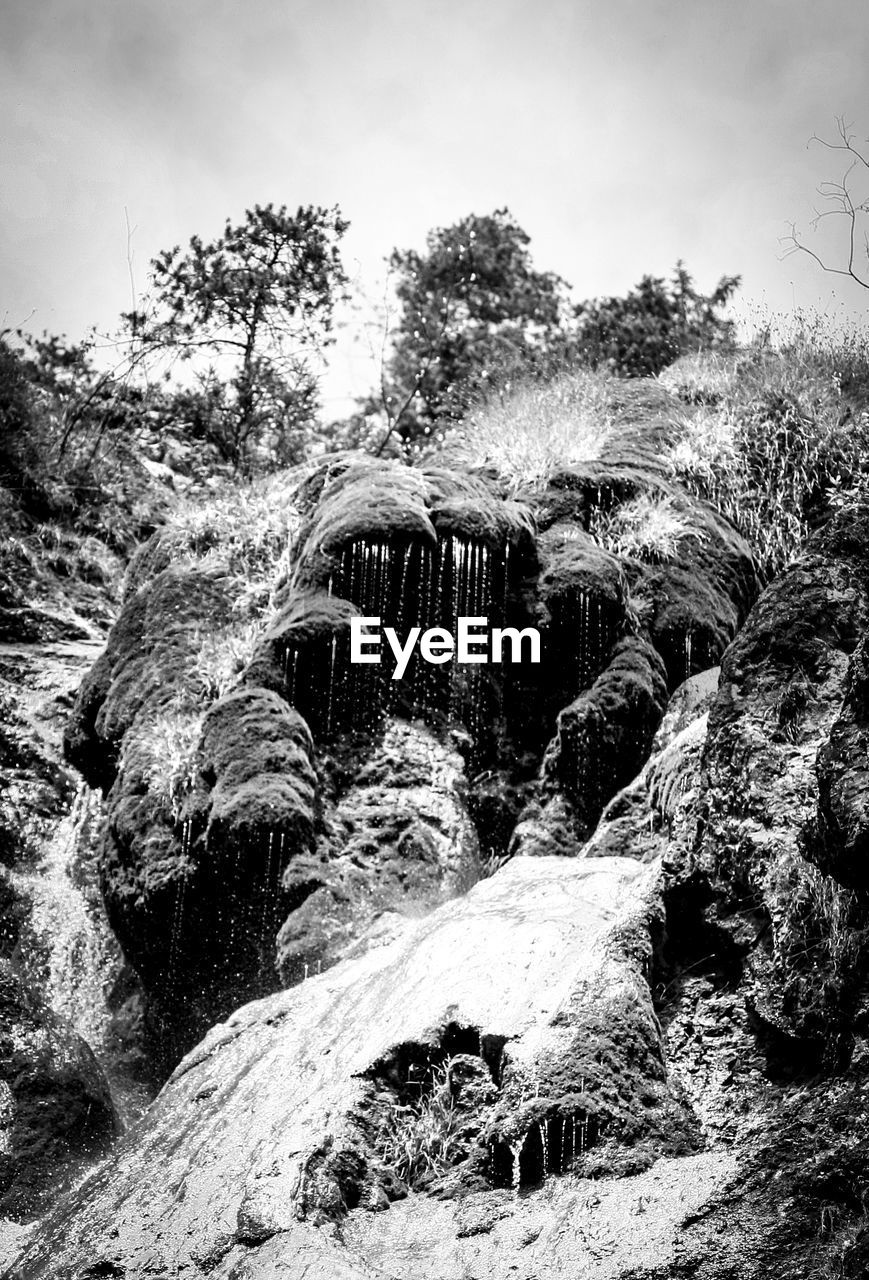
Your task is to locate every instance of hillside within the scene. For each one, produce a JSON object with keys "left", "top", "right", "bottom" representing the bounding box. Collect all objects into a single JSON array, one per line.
[{"left": 4, "top": 342, "right": 869, "bottom": 1278}]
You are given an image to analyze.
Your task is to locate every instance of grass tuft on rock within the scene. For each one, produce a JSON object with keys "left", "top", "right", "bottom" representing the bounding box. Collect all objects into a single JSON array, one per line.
[{"left": 445, "top": 369, "right": 615, "bottom": 494}]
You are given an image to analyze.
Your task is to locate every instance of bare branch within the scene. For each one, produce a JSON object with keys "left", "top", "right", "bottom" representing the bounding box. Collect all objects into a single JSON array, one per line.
[{"left": 782, "top": 119, "right": 869, "bottom": 291}]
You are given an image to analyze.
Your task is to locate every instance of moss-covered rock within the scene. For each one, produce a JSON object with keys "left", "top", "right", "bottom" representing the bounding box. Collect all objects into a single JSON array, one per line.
[
  {"left": 700, "top": 504, "right": 869, "bottom": 1048},
  {"left": 293, "top": 459, "right": 436, "bottom": 589},
  {"left": 276, "top": 719, "right": 479, "bottom": 983},
  {"left": 59, "top": 449, "right": 759, "bottom": 1078},
  {"left": 100, "top": 686, "right": 317, "bottom": 1062},
  {"left": 814, "top": 634, "right": 869, "bottom": 890},
  {"left": 64, "top": 565, "right": 233, "bottom": 791},
  {"left": 423, "top": 466, "right": 533, "bottom": 546},
  {"left": 534, "top": 524, "right": 627, "bottom": 706},
  {"left": 533, "top": 637, "right": 669, "bottom": 847},
  {"left": 631, "top": 504, "right": 758, "bottom": 689}
]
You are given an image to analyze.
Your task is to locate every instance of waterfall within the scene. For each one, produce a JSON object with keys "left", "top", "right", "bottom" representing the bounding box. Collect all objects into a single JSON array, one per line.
[
  {"left": 13, "top": 777, "right": 155, "bottom": 1128},
  {"left": 15, "top": 780, "right": 119, "bottom": 1050}
]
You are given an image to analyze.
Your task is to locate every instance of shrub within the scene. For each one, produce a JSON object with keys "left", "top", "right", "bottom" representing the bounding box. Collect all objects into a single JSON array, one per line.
[
  {"left": 191, "top": 621, "right": 262, "bottom": 702},
  {"left": 161, "top": 475, "right": 301, "bottom": 595},
  {"left": 0, "top": 341, "right": 38, "bottom": 483},
  {"left": 663, "top": 317, "right": 869, "bottom": 581},
  {"left": 764, "top": 849, "right": 864, "bottom": 1023}
]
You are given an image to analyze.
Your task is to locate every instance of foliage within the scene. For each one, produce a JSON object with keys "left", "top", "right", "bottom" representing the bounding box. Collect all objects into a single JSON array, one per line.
[
  {"left": 0, "top": 339, "right": 39, "bottom": 494},
  {"left": 128, "top": 203, "right": 349, "bottom": 473},
  {"left": 372, "top": 1058, "right": 464, "bottom": 1188},
  {"left": 444, "top": 367, "right": 613, "bottom": 494},
  {"left": 595, "top": 493, "right": 706, "bottom": 563},
  {"left": 190, "top": 621, "right": 262, "bottom": 703},
  {"left": 132, "top": 709, "right": 202, "bottom": 818},
  {"left": 373, "top": 208, "right": 572, "bottom": 452},
  {"left": 0, "top": 333, "right": 162, "bottom": 549},
  {"left": 764, "top": 849, "right": 864, "bottom": 1026},
  {"left": 21, "top": 331, "right": 147, "bottom": 461},
  {"left": 157, "top": 473, "right": 302, "bottom": 599},
  {"left": 33, "top": 522, "right": 118, "bottom": 586},
  {"left": 664, "top": 316, "right": 869, "bottom": 580},
  {"left": 117, "top": 475, "right": 311, "bottom": 814},
  {"left": 574, "top": 262, "right": 740, "bottom": 377}
]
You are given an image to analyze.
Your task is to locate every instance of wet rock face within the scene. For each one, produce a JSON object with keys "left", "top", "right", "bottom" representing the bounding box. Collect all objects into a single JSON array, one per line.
[
  {"left": 277, "top": 718, "right": 479, "bottom": 983},
  {"left": 700, "top": 506, "right": 869, "bottom": 1050},
  {"left": 511, "top": 638, "right": 670, "bottom": 856},
  {"left": 814, "top": 634, "right": 869, "bottom": 890},
  {"left": 0, "top": 639, "right": 132, "bottom": 1228},
  {"left": 256, "top": 460, "right": 532, "bottom": 748},
  {"left": 0, "top": 654, "right": 73, "bottom": 869},
  {"left": 62, "top": 446, "right": 756, "bottom": 1069},
  {"left": 545, "top": 637, "right": 668, "bottom": 835},
  {"left": 0, "top": 960, "right": 117, "bottom": 1220},
  {"left": 633, "top": 506, "right": 758, "bottom": 690},
  {"left": 103, "top": 686, "right": 318, "bottom": 1063},
  {"left": 579, "top": 666, "right": 719, "bottom": 867},
  {"left": 533, "top": 526, "right": 626, "bottom": 718},
  {"left": 11, "top": 857, "right": 698, "bottom": 1278},
  {"left": 64, "top": 564, "right": 233, "bottom": 791}
]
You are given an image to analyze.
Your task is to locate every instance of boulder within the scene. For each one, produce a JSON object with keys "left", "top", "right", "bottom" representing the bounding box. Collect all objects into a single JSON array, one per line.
[
  {"left": 517, "top": 637, "right": 669, "bottom": 853},
  {"left": 64, "top": 565, "right": 233, "bottom": 791}
]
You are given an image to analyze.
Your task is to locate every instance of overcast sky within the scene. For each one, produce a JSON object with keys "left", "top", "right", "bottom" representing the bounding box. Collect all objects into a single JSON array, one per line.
[{"left": 3, "top": 0, "right": 869, "bottom": 412}]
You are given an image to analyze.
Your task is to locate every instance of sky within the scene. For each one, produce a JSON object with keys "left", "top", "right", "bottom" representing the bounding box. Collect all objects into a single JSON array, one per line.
[{"left": 3, "top": 0, "right": 869, "bottom": 414}]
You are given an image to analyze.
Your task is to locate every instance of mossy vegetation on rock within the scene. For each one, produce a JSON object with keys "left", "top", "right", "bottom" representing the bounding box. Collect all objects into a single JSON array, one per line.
[
  {"left": 64, "top": 565, "right": 234, "bottom": 791},
  {"left": 700, "top": 503, "right": 869, "bottom": 1052},
  {"left": 56, "top": 418, "right": 759, "bottom": 1073},
  {"left": 814, "top": 634, "right": 869, "bottom": 890},
  {"left": 517, "top": 637, "right": 669, "bottom": 854},
  {"left": 102, "top": 685, "right": 318, "bottom": 1062}
]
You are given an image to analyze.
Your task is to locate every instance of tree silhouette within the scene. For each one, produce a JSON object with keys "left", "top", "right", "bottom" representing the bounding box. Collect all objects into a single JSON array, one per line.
[
  {"left": 373, "top": 209, "right": 571, "bottom": 453},
  {"left": 128, "top": 203, "right": 349, "bottom": 471},
  {"left": 573, "top": 262, "right": 740, "bottom": 377}
]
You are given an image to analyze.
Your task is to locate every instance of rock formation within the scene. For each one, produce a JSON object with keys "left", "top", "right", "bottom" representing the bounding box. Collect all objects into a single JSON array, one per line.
[
  {"left": 11, "top": 387, "right": 869, "bottom": 1278},
  {"left": 56, "top": 425, "right": 755, "bottom": 1068}
]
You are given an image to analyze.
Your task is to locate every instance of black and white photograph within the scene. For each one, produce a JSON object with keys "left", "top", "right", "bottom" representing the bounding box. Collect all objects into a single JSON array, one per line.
[{"left": 3, "top": 2, "right": 869, "bottom": 1276}]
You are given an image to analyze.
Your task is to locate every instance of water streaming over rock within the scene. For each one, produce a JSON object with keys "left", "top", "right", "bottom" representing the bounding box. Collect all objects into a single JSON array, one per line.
[
  {"left": 15, "top": 779, "right": 120, "bottom": 1050},
  {"left": 281, "top": 534, "right": 514, "bottom": 756}
]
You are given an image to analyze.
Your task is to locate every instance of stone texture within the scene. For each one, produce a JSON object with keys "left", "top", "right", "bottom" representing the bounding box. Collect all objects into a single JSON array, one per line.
[
  {"left": 10, "top": 856, "right": 695, "bottom": 1277},
  {"left": 0, "top": 960, "right": 117, "bottom": 1220},
  {"left": 64, "top": 564, "right": 233, "bottom": 791},
  {"left": 699, "top": 504, "right": 869, "bottom": 1049},
  {"left": 102, "top": 685, "right": 318, "bottom": 1064},
  {"left": 277, "top": 718, "right": 479, "bottom": 983},
  {"left": 514, "top": 637, "right": 669, "bottom": 855}
]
